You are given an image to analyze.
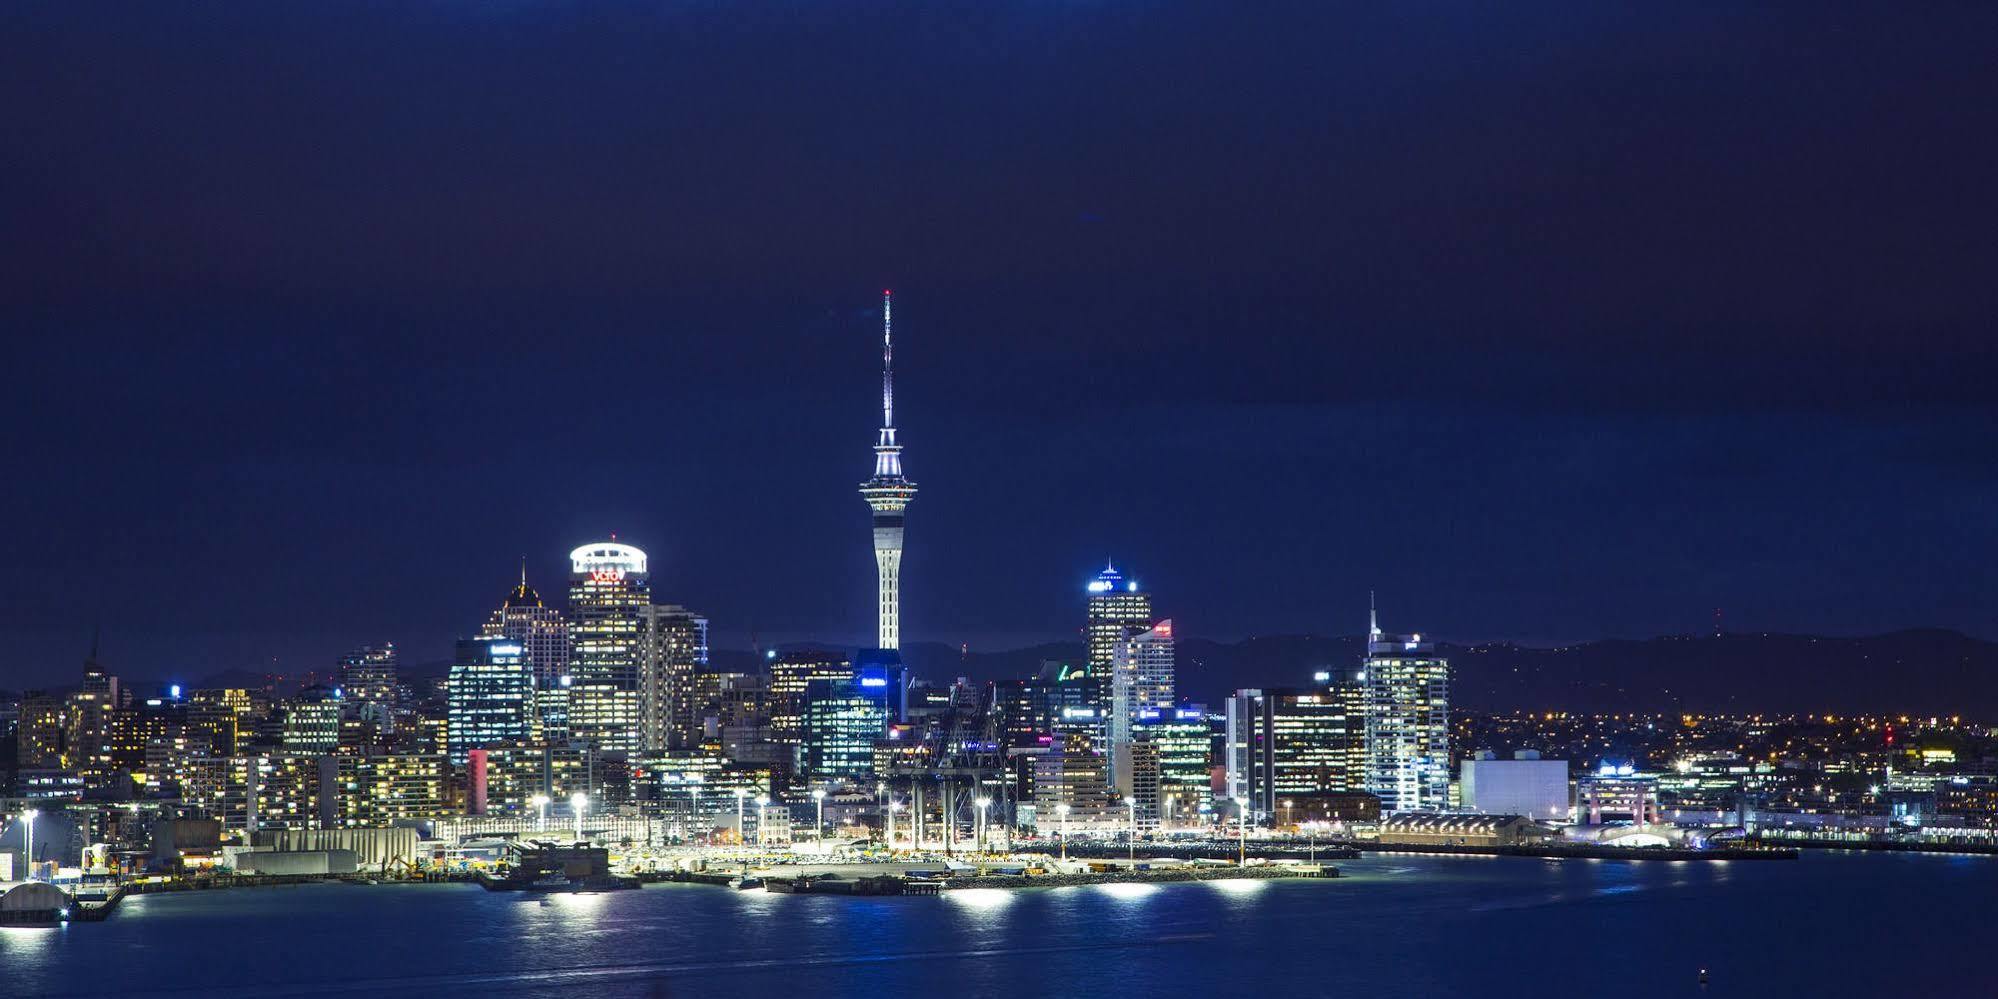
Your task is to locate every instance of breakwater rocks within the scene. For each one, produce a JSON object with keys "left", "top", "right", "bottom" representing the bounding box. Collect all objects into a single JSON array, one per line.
[{"left": 944, "top": 865, "right": 1333, "bottom": 890}]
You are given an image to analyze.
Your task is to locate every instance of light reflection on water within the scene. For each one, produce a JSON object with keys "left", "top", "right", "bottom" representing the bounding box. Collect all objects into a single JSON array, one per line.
[
  {"left": 944, "top": 887, "right": 1015, "bottom": 911},
  {"left": 8, "top": 853, "right": 1994, "bottom": 996},
  {"left": 1095, "top": 881, "right": 1160, "bottom": 901},
  {"left": 1203, "top": 878, "right": 1269, "bottom": 896}
]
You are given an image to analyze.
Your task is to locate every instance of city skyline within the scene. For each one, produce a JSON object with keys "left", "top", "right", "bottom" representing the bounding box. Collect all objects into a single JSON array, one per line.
[
  {"left": 9, "top": 6, "right": 1997, "bottom": 694},
  {"left": 5, "top": 7, "right": 1997, "bottom": 994}
]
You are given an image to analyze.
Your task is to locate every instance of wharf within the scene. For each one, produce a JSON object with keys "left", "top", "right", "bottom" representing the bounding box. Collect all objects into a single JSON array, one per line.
[
  {"left": 1064, "top": 842, "right": 1361, "bottom": 863},
  {"left": 1749, "top": 836, "right": 1998, "bottom": 857},
  {"left": 1353, "top": 841, "right": 1797, "bottom": 861},
  {"left": 943, "top": 865, "right": 1330, "bottom": 890}
]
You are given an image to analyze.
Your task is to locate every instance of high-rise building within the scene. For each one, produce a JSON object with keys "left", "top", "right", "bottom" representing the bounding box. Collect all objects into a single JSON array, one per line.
[
  {"left": 1086, "top": 562, "right": 1151, "bottom": 674},
  {"left": 768, "top": 650, "right": 854, "bottom": 749},
  {"left": 65, "top": 636, "right": 122, "bottom": 773},
  {"left": 283, "top": 686, "right": 344, "bottom": 754},
  {"left": 566, "top": 541, "right": 651, "bottom": 753},
  {"left": 1032, "top": 733, "right": 1115, "bottom": 827},
  {"left": 1108, "top": 620, "right": 1176, "bottom": 751},
  {"left": 19, "top": 691, "right": 66, "bottom": 769},
  {"left": 802, "top": 678, "right": 887, "bottom": 784},
  {"left": 481, "top": 562, "right": 571, "bottom": 687},
  {"left": 446, "top": 637, "right": 535, "bottom": 765},
  {"left": 1134, "top": 706, "right": 1215, "bottom": 827},
  {"left": 858, "top": 290, "right": 917, "bottom": 650},
  {"left": 328, "top": 753, "right": 450, "bottom": 826},
  {"left": 1228, "top": 678, "right": 1367, "bottom": 824},
  {"left": 1362, "top": 606, "right": 1451, "bottom": 813},
  {"left": 339, "top": 643, "right": 399, "bottom": 732},
  {"left": 1111, "top": 740, "right": 1162, "bottom": 829},
  {"left": 639, "top": 604, "right": 710, "bottom": 752}
]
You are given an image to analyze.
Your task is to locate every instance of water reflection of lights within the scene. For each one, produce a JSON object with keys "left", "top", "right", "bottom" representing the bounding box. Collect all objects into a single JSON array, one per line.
[
  {"left": 539, "top": 891, "right": 609, "bottom": 921},
  {"left": 944, "top": 888, "right": 1015, "bottom": 911},
  {"left": 1096, "top": 882, "right": 1160, "bottom": 901},
  {"left": 1205, "top": 878, "right": 1268, "bottom": 896}
]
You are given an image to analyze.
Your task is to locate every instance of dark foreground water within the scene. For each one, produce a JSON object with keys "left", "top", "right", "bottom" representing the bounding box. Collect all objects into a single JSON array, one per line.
[{"left": 5, "top": 851, "right": 1994, "bottom": 997}]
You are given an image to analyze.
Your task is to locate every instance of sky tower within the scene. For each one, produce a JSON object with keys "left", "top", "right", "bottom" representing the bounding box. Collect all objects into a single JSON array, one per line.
[{"left": 859, "top": 290, "right": 916, "bottom": 649}]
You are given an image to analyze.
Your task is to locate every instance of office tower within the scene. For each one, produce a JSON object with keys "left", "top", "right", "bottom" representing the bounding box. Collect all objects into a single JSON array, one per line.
[
  {"left": 1362, "top": 606, "right": 1451, "bottom": 812},
  {"left": 65, "top": 636, "right": 121, "bottom": 772},
  {"left": 1134, "top": 705, "right": 1215, "bottom": 827},
  {"left": 802, "top": 678, "right": 887, "bottom": 783},
  {"left": 1086, "top": 561, "right": 1151, "bottom": 674},
  {"left": 19, "top": 691, "right": 66, "bottom": 769},
  {"left": 283, "top": 686, "right": 344, "bottom": 754},
  {"left": 1032, "top": 733, "right": 1114, "bottom": 826},
  {"left": 1043, "top": 662, "right": 1108, "bottom": 747},
  {"left": 481, "top": 562, "right": 571, "bottom": 687},
  {"left": 1108, "top": 620, "right": 1176, "bottom": 751},
  {"left": 567, "top": 541, "right": 651, "bottom": 753},
  {"left": 446, "top": 638, "right": 535, "bottom": 765},
  {"left": 858, "top": 290, "right": 917, "bottom": 650},
  {"left": 1228, "top": 677, "right": 1367, "bottom": 824},
  {"left": 768, "top": 650, "right": 855, "bottom": 749},
  {"left": 1112, "top": 740, "right": 1161, "bottom": 828},
  {"left": 853, "top": 648, "right": 910, "bottom": 724},
  {"left": 639, "top": 604, "right": 710, "bottom": 752},
  {"left": 339, "top": 643, "right": 399, "bottom": 731}
]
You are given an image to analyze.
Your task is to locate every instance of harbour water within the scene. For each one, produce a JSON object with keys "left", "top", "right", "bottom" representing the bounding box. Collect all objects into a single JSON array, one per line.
[{"left": 4, "top": 851, "right": 1993, "bottom": 997}]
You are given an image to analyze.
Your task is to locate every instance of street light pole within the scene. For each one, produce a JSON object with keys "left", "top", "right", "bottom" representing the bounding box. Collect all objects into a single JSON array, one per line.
[
  {"left": 975, "top": 797, "right": 991, "bottom": 854},
  {"left": 812, "top": 788, "right": 827, "bottom": 846},
  {"left": 734, "top": 789, "right": 747, "bottom": 847},
  {"left": 531, "top": 795, "right": 548, "bottom": 834},
  {"left": 1127, "top": 799, "right": 1137, "bottom": 861},
  {"left": 755, "top": 795, "right": 770, "bottom": 848},
  {"left": 1236, "top": 796, "right": 1250, "bottom": 867},
  {"left": 887, "top": 800, "right": 901, "bottom": 852},
  {"left": 570, "top": 792, "right": 588, "bottom": 842},
  {"left": 1056, "top": 803, "right": 1070, "bottom": 863}
]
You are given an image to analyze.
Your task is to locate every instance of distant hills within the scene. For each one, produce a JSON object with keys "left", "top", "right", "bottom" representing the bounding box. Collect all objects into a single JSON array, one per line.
[
  {"left": 890, "top": 629, "right": 1998, "bottom": 718},
  {"left": 71, "top": 629, "right": 1998, "bottom": 720}
]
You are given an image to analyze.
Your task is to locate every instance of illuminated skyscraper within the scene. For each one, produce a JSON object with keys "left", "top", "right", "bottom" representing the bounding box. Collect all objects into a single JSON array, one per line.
[
  {"left": 481, "top": 562, "right": 570, "bottom": 688},
  {"left": 566, "top": 541, "right": 650, "bottom": 753},
  {"left": 802, "top": 678, "right": 887, "bottom": 783},
  {"left": 1086, "top": 562, "right": 1151, "bottom": 674},
  {"left": 283, "top": 686, "right": 344, "bottom": 754},
  {"left": 768, "top": 650, "right": 855, "bottom": 750},
  {"left": 858, "top": 290, "right": 916, "bottom": 650},
  {"left": 1108, "top": 619, "right": 1176, "bottom": 750},
  {"left": 640, "top": 603, "right": 710, "bottom": 752},
  {"left": 338, "top": 643, "right": 399, "bottom": 731},
  {"left": 447, "top": 637, "right": 534, "bottom": 765},
  {"left": 1227, "top": 674, "right": 1366, "bottom": 824},
  {"left": 1362, "top": 603, "right": 1451, "bottom": 812}
]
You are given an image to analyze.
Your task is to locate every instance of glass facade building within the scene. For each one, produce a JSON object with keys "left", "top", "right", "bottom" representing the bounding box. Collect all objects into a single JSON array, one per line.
[
  {"left": 446, "top": 637, "right": 534, "bottom": 765},
  {"left": 1363, "top": 628, "right": 1451, "bottom": 812}
]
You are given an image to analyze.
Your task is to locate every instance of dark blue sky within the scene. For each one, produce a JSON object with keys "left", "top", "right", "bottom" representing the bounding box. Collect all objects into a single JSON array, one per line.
[{"left": 5, "top": 4, "right": 1995, "bottom": 689}]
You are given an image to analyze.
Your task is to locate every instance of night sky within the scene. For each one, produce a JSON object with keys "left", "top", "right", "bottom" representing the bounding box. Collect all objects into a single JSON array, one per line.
[{"left": 5, "top": 4, "right": 1995, "bottom": 689}]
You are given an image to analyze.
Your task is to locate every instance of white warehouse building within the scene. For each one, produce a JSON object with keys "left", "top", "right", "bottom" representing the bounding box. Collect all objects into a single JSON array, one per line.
[{"left": 1460, "top": 750, "right": 1570, "bottom": 822}]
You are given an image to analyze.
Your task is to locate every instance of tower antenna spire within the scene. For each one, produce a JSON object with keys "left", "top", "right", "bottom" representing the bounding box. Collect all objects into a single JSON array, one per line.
[
  {"left": 519, "top": 555, "right": 528, "bottom": 589},
  {"left": 882, "top": 289, "right": 894, "bottom": 429},
  {"left": 1369, "top": 590, "right": 1380, "bottom": 643}
]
